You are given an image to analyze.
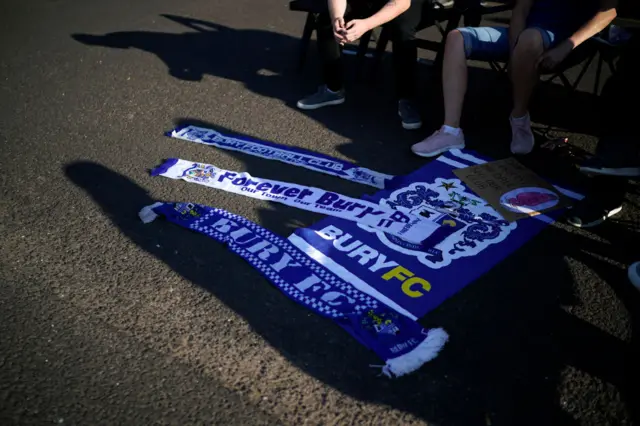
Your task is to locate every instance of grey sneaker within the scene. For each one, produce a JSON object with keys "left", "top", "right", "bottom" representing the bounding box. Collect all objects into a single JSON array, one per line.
[
  {"left": 566, "top": 197, "right": 622, "bottom": 228},
  {"left": 579, "top": 155, "right": 640, "bottom": 177},
  {"left": 398, "top": 99, "right": 422, "bottom": 130},
  {"left": 628, "top": 262, "right": 640, "bottom": 291},
  {"left": 297, "top": 85, "right": 345, "bottom": 110}
]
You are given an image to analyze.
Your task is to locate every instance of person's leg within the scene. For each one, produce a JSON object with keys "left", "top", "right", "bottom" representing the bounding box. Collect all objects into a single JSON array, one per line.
[
  {"left": 441, "top": 29, "right": 468, "bottom": 128},
  {"left": 317, "top": 12, "right": 344, "bottom": 92},
  {"left": 580, "top": 33, "right": 640, "bottom": 176},
  {"left": 386, "top": 0, "right": 425, "bottom": 129},
  {"left": 508, "top": 27, "right": 551, "bottom": 154},
  {"left": 297, "top": 12, "right": 346, "bottom": 110},
  {"left": 412, "top": 26, "right": 509, "bottom": 157},
  {"left": 510, "top": 28, "right": 545, "bottom": 118},
  {"left": 568, "top": 34, "right": 639, "bottom": 228}
]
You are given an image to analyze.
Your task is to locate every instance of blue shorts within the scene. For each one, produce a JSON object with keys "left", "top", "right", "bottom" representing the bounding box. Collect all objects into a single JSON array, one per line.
[{"left": 457, "top": 26, "right": 558, "bottom": 61}]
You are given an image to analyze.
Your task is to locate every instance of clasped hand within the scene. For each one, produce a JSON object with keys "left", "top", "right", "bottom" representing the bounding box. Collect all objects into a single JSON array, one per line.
[{"left": 333, "top": 17, "right": 371, "bottom": 45}]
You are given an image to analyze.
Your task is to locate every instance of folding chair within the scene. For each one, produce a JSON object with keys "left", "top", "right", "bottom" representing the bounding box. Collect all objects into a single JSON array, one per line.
[
  {"left": 289, "top": 0, "right": 460, "bottom": 79},
  {"left": 542, "top": 35, "right": 621, "bottom": 96},
  {"left": 486, "top": 31, "right": 624, "bottom": 96}
]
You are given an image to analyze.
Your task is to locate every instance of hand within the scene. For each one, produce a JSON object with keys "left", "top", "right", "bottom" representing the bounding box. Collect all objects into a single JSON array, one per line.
[
  {"left": 333, "top": 17, "right": 347, "bottom": 45},
  {"left": 344, "top": 19, "right": 371, "bottom": 43},
  {"left": 536, "top": 40, "right": 574, "bottom": 71}
]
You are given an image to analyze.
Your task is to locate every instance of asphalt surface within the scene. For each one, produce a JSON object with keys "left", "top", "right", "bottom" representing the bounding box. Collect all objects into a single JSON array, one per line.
[{"left": 1, "top": 0, "right": 639, "bottom": 425}]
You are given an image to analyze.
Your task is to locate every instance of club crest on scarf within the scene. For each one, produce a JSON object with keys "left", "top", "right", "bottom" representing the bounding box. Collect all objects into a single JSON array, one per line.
[
  {"left": 181, "top": 163, "right": 217, "bottom": 182},
  {"left": 182, "top": 127, "right": 214, "bottom": 142},
  {"left": 359, "top": 177, "right": 517, "bottom": 269},
  {"left": 172, "top": 202, "right": 203, "bottom": 220},
  {"left": 362, "top": 309, "right": 401, "bottom": 335},
  {"left": 346, "top": 168, "right": 381, "bottom": 186}
]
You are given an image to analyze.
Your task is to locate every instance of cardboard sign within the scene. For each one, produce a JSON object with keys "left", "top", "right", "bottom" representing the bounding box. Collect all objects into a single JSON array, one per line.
[{"left": 453, "top": 158, "right": 571, "bottom": 222}]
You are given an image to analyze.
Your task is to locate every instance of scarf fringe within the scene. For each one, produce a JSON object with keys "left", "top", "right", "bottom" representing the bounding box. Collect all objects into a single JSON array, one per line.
[
  {"left": 383, "top": 328, "right": 449, "bottom": 377},
  {"left": 139, "top": 202, "right": 164, "bottom": 223}
]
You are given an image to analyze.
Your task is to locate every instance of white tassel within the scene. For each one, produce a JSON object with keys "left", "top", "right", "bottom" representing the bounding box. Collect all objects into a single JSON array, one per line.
[
  {"left": 384, "top": 328, "right": 449, "bottom": 377},
  {"left": 138, "top": 202, "right": 165, "bottom": 224}
]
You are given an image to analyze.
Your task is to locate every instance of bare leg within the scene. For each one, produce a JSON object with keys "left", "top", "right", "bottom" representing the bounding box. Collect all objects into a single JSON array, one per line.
[
  {"left": 508, "top": 28, "right": 544, "bottom": 154},
  {"left": 442, "top": 30, "right": 468, "bottom": 128},
  {"left": 510, "top": 28, "right": 544, "bottom": 118},
  {"left": 410, "top": 29, "right": 468, "bottom": 157}
]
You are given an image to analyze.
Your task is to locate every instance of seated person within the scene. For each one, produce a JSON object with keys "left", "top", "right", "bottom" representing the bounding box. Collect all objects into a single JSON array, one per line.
[
  {"left": 296, "top": 0, "right": 432, "bottom": 130},
  {"left": 567, "top": 25, "right": 639, "bottom": 293},
  {"left": 411, "top": 0, "right": 618, "bottom": 157},
  {"left": 567, "top": 29, "right": 638, "bottom": 228}
]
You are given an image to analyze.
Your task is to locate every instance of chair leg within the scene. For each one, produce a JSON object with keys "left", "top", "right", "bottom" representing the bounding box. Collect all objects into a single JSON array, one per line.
[
  {"left": 355, "top": 30, "right": 373, "bottom": 81},
  {"left": 594, "top": 53, "right": 604, "bottom": 95},
  {"left": 570, "top": 52, "right": 596, "bottom": 90},
  {"left": 371, "top": 26, "right": 382, "bottom": 42},
  {"left": 298, "top": 12, "right": 317, "bottom": 72},
  {"left": 370, "top": 26, "right": 391, "bottom": 82},
  {"left": 557, "top": 73, "right": 572, "bottom": 90},
  {"left": 605, "top": 56, "right": 616, "bottom": 74}
]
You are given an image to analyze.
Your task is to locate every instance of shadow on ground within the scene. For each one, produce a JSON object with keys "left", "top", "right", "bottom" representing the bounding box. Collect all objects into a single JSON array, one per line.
[
  {"left": 70, "top": 13, "right": 638, "bottom": 425},
  {"left": 72, "top": 14, "right": 602, "bottom": 177},
  {"left": 65, "top": 151, "right": 639, "bottom": 425}
]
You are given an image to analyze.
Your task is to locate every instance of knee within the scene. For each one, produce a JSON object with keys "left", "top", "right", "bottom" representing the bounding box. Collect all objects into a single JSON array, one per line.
[
  {"left": 445, "top": 30, "right": 466, "bottom": 55},
  {"left": 513, "top": 28, "right": 544, "bottom": 57}
]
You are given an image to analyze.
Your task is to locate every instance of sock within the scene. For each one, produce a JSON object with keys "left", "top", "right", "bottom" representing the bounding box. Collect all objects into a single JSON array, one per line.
[
  {"left": 442, "top": 125, "right": 461, "bottom": 136},
  {"left": 326, "top": 86, "right": 342, "bottom": 94},
  {"left": 511, "top": 112, "right": 530, "bottom": 122}
]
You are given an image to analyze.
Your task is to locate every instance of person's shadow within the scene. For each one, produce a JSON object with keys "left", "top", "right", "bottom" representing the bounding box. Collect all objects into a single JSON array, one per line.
[
  {"left": 65, "top": 143, "right": 639, "bottom": 425},
  {"left": 70, "top": 14, "right": 636, "bottom": 423},
  {"left": 72, "top": 14, "right": 305, "bottom": 104},
  {"left": 72, "top": 13, "right": 604, "bottom": 178},
  {"left": 71, "top": 13, "right": 433, "bottom": 177}
]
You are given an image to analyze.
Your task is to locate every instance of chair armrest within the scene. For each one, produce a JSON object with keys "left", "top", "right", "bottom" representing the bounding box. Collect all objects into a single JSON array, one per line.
[{"left": 289, "top": 0, "right": 326, "bottom": 13}]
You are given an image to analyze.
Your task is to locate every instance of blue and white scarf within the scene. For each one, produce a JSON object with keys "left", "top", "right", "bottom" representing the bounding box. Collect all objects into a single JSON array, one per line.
[
  {"left": 151, "top": 158, "right": 457, "bottom": 246},
  {"left": 140, "top": 201, "right": 449, "bottom": 377},
  {"left": 168, "top": 125, "right": 394, "bottom": 188}
]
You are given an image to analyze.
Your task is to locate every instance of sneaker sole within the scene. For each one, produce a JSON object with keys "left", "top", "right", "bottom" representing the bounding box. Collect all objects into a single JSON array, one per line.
[
  {"left": 402, "top": 121, "right": 422, "bottom": 130},
  {"left": 296, "top": 98, "right": 345, "bottom": 110},
  {"left": 412, "top": 143, "right": 465, "bottom": 158},
  {"left": 579, "top": 165, "right": 640, "bottom": 177},
  {"left": 510, "top": 143, "right": 535, "bottom": 155},
  {"left": 397, "top": 111, "right": 422, "bottom": 130},
  {"left": 566, "top": 206, "right": 622, "bottom": 228}
]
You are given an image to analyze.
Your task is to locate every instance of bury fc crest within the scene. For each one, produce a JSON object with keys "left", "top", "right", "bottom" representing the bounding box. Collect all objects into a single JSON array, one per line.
[
  {"left": 358, "top": 178, "right": 517, "bottom": 269},
  {"left": 181, "top": 163, "right": 217, "bottom": 182}
]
